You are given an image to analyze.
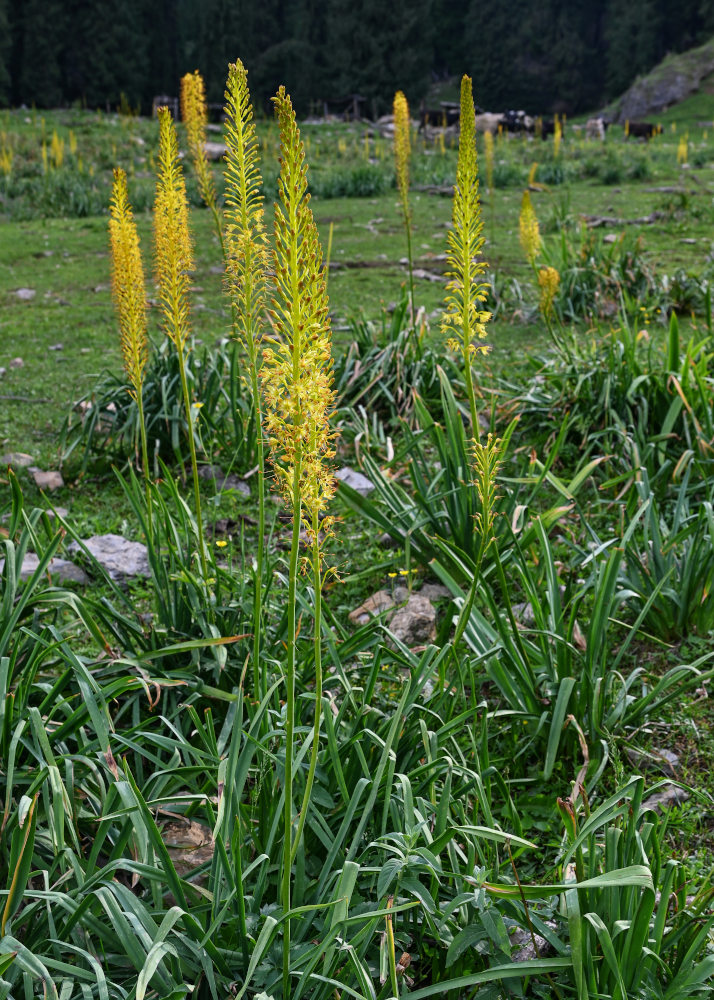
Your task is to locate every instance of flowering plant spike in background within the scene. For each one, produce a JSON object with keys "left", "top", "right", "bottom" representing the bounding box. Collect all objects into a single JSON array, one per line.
[
  {"left": 519, "top": 189, "right": 541, "bottom": 266},
  {"left": 393, "top": 90, "right": 417, "bottom": 328},
  {"left": 442, "top": 74, "right": 490, "bottom": 440},
  {"left": 109, "top": 167, "right": 147, "bottom": 403},
  {"left": 154, "top": 106, "right": 208, "bottom": 582},
  {"left": 109, "top": 166, "right": 151, "bottom": 490},
  {"left": 180, "top": 70, "right": 217, "bottom": 213}
]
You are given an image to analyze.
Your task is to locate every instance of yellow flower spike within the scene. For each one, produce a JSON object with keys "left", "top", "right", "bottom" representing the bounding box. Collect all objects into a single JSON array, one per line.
[
  {"left": 223, "top": 60, "right": 269, "bottom": 364},
  {"left": 519, "top": 189, "right": 541, "bottom": 266},
  {"left": 442, "top": 74, "right": 490, "bottom": 441},
  {"left": 393, "top": 90, "right": 416, "bottom": 322},
  {"left": 538, "top": 265, "right": 560, "bottom": 319},
  {"left": 154, "top": 106, "right": 209, "bottom": 581},
  {"left": 109, "top": 168, "right": 148, "bottom": 401},
  {"left": 154, "top": 107, "right": 193, "bottom": 352},
  {"left": 180, "top": 70, "right": 217, "bottom": 211},
  {"left": 484, "top": 129, "right": 494, "bottom": 192},
  {"left": 393, "top": 90, "right": 411, "bottom": 211},
  {"left": 262, "top": 86, "right": 336, "bottom": 541}
]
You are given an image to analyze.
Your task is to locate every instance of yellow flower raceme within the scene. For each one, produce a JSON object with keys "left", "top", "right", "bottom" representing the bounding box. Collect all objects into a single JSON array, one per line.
[
  {"left": 180, "top": 70, "right": 216, "bottom": 210},
  {"left": 154, "top": 107, "right": 193, "bottom": 351},
  {"left": 393, "top": 90, "right": 411, "bottom": 209},
  {"left": 223, "top": 60, "right": 268, "bottom": 356},
  {"left": 442, "top": 74, "right": 491, "bottom": 439},
  {"left": 261, "top": 87, "right": 336, "bottom": 541},
  {"left": 109, "top": 168, "right": 148, "bottom": 399},
  {"left": 538, "top": 265, "right": 560, "bottom": 319},
  {"left": 519, "top": 189, "right": 541, "bottom": 265}
]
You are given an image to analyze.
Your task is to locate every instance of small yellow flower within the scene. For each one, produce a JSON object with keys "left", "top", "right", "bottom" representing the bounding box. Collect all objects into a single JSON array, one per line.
[{"left": 215, "top": 539, "right": 228, "bottom": 548}]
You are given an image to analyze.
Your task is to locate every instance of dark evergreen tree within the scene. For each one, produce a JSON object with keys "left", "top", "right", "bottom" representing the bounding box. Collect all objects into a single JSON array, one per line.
[
  {"left": 325, "top": 0, "right": 434, "bottom": 115},
  {"left": 0, "top": 0, "right": 10, "bottom": 105},
  {"left": 16, "top": 0, "right": 64, "bottom": 107}
]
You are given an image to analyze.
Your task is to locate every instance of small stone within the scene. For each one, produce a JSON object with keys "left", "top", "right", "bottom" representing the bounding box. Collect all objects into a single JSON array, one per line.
[
  {"left": 0, "top": 552, "right": 89, "bottom": 586},
  {"left": 336, "top": 466, "right": 375, "bottom": 496},
  {"left": 389, "top": 593, "right": 436, "bottom": 646},
  {"left": 9, "top": 357, "right": 24, "bottom": 369},
  {"left": 202, "top": 141, "right": 226, "bottom": 161},
  {"left": 198, "top": 465, "right": 250, "bottom": 496},
  {"left": 198, "top": 464, "right": 224, "bottom": 481},
  {"left": 642, "top": 783, "right": 689, "bottom": 813},
  {"left": 14, "top": 288, "right": 36, "bottom": 300},
  {"left": 603, "top": 234, "right": 618, "bottom": 244},
  {"left": 31, "top": 469, "right": 64, "bottom": 491},
  {"left": 0, "top": 452, "right": 35, "bottom": 468},
  {"left": 49, "top": 343, "right": 64, "bottom": 351},
  {"left": 378, "top": 531, "right": 400, "bottom": 549},
  {"left": 419, "top": 582, "right": 451, "bottom": 602},
  {"left": 80, "top": 348, "right": 91, "bottom": 354},
  {"left": 163, "top": 820, "right": 215, "bottom": 882},
  {"left": 627, "top": 747, "right": 680, "bottom": 777},
  {"left": 510, "top": 921, "right": 557, "bottom": 962},
  {"left": 67, "top": 533, "right": 150, "bottom": 583},
  {"left": 46, "top": 507, "right": 69, "bottom": 519},
  {"left": 349, "top": 589, "right": 395, "bottom": 625},
  {"left": 0, "top": 368, "right": 5, "bottom": 378}
]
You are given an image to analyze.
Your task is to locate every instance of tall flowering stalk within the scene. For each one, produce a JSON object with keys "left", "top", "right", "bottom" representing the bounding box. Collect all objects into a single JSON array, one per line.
[
  {"left": 262, "top": 86, "right": 336, "bottom": 999},
  {"left": 181, "top": 70, "right": 224, "bottom": 252},
  {"left": 108, "top": 167, "right": 151, "bottom": 525},
  {"left": 442, "top": 75, "right": 491, "bottom": 442},
  {"left": 393, "top": 90, "right": 417, "bottom": 328},
  {"left": 154, "top": 107, "right": 209, "bottom": 583},
  {"left": 223, "top": 60, "right": 269, "bottom": 701},
  {"left": 519, "top": 189, "right": 541, "bottom": 266}
]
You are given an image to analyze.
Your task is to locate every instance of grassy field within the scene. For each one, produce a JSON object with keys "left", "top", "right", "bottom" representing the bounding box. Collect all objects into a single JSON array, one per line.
[{"left": 1, "top": 85, "right": 714, "bottom": 998}]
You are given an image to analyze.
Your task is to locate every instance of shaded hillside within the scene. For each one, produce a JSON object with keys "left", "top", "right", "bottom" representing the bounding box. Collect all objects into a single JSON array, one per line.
[{"left": 613, "top": 36, "right": 714, "bottom": 122}]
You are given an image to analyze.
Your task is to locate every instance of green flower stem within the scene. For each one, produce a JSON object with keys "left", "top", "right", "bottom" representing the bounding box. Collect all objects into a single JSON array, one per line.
[
  {"left": 291, "top": 516, "right": 323, "bottom": 865},
  {"left": 282, "top": 452, "right": 302, "bottom": 1000},
  {"left": 135, "top": 390, "right": 153, "bottom": 547},
  {"left": 175, "top": 334, "right": 209, "bottom": 587}
]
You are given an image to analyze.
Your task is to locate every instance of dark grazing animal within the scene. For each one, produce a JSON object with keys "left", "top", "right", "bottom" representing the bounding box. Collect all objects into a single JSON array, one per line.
[{"left": 626, "top": 120, "right": 662, "bottom": 140}]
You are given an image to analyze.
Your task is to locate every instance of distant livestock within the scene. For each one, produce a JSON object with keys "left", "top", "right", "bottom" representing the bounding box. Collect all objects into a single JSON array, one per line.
[
  {"left": 585, "top": 116, "right": 609, "bottom": 140},
  {"left": 418, "top": 102, "right": 462, "bottom": 131},
  {"left": 473, "top": 112, "right": 503, "bottom": 134},
  {"left": 626, "top": 121, "right": 662, "bottom": 140}
]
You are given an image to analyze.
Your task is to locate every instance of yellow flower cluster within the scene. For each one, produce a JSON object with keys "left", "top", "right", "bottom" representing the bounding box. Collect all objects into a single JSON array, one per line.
[
  {"left": 677, "top": 135, "right": 688, "bottom": 165},
  {"left": 180, "top": 70, "right": 217, "bottom": 209},
  {"left": 154, "top": 107, "right": 193, "bottom": 350},
  {"left": 538, "top": 265, "right": 560, "bottom": 319},
  {"left": 109, "top": 168, "right": 148, "bottom": 399},
  {"left": 442, "top": 75, "right": 491, "bottom": 356},
  {"left": 393, "top": 91, "right": 411, "bottom": 211},
  {"left": 519, "top": 190, "right": 541, "bottom": 265},
  {"left": 223, "top": 60, "right": 269, "bottom": 354},
  {"left": 261, "top": 88, "right": 335, "bottom": 541}
]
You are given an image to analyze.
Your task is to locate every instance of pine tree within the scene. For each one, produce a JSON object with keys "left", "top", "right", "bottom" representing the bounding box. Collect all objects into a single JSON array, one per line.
[
  {"left": 16, "top": 0, "right": 64, "bottom": 107},
  {"left": 0, "top": 0, "right": 10, "bottom": 105}
]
